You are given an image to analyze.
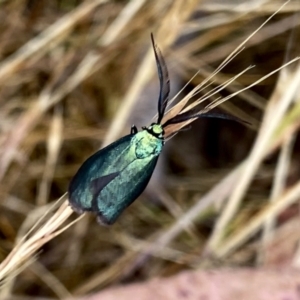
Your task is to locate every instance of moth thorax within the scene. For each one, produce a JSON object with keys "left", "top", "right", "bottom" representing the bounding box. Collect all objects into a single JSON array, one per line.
[{"left": 134, "top": 129, "right": 163, "bottom": 158}]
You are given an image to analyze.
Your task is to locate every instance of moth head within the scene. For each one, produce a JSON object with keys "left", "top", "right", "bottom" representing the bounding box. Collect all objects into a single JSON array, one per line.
[{"left": 146, "top": 123, "right": 164, "bottom": 139}]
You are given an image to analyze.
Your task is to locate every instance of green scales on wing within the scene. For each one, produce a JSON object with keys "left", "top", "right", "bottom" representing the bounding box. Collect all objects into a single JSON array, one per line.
[
  {"left": 68, "top": 34, "right": 246, "bottom": 225},
  {"left": 69, "top": 128, "right": 162, "bottom": 225}
]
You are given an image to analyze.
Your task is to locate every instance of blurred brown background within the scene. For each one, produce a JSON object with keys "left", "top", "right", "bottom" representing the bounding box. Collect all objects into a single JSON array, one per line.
[{"left": 0, "top": 0, "right": 300, "bottom": 299}]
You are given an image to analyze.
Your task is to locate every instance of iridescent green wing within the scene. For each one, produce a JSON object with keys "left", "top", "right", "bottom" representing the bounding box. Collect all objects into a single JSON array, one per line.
[
  {"left": 93, "top": 155, "right": 159, "bottom": 225},
  {"left": 68, "top": 134, "right": 134, "bottom": 213}
]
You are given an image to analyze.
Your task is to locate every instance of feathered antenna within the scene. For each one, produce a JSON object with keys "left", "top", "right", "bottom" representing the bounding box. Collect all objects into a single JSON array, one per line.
[
  {"left": 151, "top": 34, "right": 249, "bottom": 131},
  {"left": 151, "top": 33, "right": 170, "bottom": 124},
  {"left": 163, "top": 109, "right": 250, "bottom": 128}
]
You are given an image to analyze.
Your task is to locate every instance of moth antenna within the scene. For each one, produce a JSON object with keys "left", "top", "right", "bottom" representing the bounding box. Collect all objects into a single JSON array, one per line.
[
  {"left": 151, "top": 33, "right": 170, "bottom": 124},
  {"left": 163, "top": 110, "right": 250, "bottom": 127}
]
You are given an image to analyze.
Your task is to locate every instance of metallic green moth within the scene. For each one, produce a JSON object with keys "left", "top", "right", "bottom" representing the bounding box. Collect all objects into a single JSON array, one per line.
[{"left": 68, "top": 34, "right": 244, "bottom": 225}]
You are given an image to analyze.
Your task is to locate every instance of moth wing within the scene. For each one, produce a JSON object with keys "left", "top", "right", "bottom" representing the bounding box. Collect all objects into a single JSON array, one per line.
[
  {"left": 91, "top": 172, "right": 119, "bottom": 197},
  {"left": 68, "top": 134, "right": 134, "bottom": 213},
  {"left": 96, "top": 155, "right": 159, "bottom": 225}
]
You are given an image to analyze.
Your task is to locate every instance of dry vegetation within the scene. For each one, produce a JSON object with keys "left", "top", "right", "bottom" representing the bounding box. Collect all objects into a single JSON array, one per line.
[{"left": 0, "top": 0, "right": 300, "bottom": 299}]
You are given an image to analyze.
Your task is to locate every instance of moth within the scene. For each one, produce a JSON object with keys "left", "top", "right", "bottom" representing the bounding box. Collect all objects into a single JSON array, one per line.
[{"left": 68, "top": 34, "right": 244, "bottom": 225}]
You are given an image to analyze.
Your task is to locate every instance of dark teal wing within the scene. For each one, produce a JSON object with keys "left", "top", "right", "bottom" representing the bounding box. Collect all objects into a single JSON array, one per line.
[
  {"left": 68, "top": 134, "right": 134, "bottom": 213},
  {"left": 95, "top": 155, "right": 159, "bottom": 225}
]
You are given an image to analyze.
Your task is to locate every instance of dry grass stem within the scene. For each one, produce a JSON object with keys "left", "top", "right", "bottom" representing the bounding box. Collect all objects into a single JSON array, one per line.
[
  {"left": 261, "top": 131, "right": 295, "bottom": 251},
  {"left": 0, "top": 0, "right": 108, "bottom": 83},
  {"left": 214, "top": 178, "right": 300, "bottom": 258},
  {"left": 207, "top": 62, "right": 300, "bottom": 253},
  {"left": 0, "top": 196, "right": 83, "bottom": 283},
  {"left": 0, "top": 0, "right": 300, "bottom": 297}
]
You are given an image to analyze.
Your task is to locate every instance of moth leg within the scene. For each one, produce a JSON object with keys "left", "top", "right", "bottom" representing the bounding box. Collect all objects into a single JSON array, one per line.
[{"left": 130, "top": 125, "right": 138, "bottom": 134}]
